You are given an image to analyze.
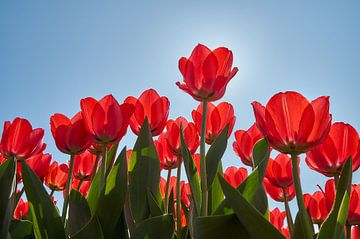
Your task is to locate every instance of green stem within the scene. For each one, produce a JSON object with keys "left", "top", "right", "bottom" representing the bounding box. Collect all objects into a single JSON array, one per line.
[
  {"left": 346, "top": 224, "right": 351, "bottom": 239},
  {"left": 62, "top": 154, "right": 75, "bottom": 224},
  {"left": 164, "top": 169, "right": 172, "bottom": 214},
  {"left": 283, "top": 187, "right": 294, "bottom": 236},
  {"left": 77, "top": 179, "right": 84, "bottom": 191},
  {"left": 200, "top": 99, "right": 208, "bottom": 216},
  {"left": 100, "top": 144, "right": 108, "bottom": 189},
  {"left": 90, "top": 153, "right": 101, "bottom": 183},
  {"left": 334, "top": 174, "right": 339, "bottom": 189},
  {"left": 176, "top": 156, "right": 182, "bottom": 239},
  {"left": 291, "top": 153, "right": 313, "bottom": 238}
]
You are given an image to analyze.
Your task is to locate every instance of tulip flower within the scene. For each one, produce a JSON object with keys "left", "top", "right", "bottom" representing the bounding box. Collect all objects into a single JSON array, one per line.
[
  {"left": 80, "top": 94, "right": 134, "bottom": 144},
  {"left": 0, "top": 154, "right": 6, "bottom": 164},
  {"left": 13, "top": 199, "right": 29, "bottom": 220},
  {"left": 71, "top": 179, "right": 91, "bottom": 197},
  {"left": 45, "top": 162, "right": 68, "bottom": 191},
  {"left": 73, "top": 151, "right": 96, "bottom": 181},
  {"left": 0, "top": 117, "right": 45, "bottom": 159},
  {"left": 192, "top": 102, "right": 235, "bottom": 144},
  {"left": 264, "top": 178, "right": 295, "bottom": 202},
  {"left": 232, "top": 124, "right": 264, "bottom": 167},
  {"left": 270, "top": 208, "right": 286, "bottom": 231},
  {"left": 306, "top": 122, "right": 360, "bottom": 177},
  {"left": 50, "top": 112, "right": 91, "bottom": 155},
  {"left": 124, "top": 89, "right": 170, "bottom": 136},
  {"left": 252, "top": 91, "right": 331, "bottom": 154},
  {"left": 155, "top": 133, "right": 178, "bottom": 170},
  {"left": 165, "top": 117, "right": 199, "bottom": 156},
  {"left": 17, "top": 153, "right": 51, "bottom": 182},
  {"left": 303, "top": 191, "right": 329, "bottom": 224},
  {"left": 176, "top": 44, "right": 238, "bottom": 102},
  {"left": 265, "top": 154, "right": 297, "bottom": 188},
  {"left": 352, "top": 226, "right": 360, "bottom": 239},
  {"left": 223, "top": 166, "right": 248, "bottom": 188}
]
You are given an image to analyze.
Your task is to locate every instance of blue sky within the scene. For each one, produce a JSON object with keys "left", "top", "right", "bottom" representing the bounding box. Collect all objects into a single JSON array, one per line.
[{"left": 1, "top": 1, "right": 359, "bottom": 215}]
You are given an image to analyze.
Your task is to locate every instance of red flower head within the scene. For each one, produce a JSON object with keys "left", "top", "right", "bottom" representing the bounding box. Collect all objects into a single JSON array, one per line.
[
  {"left": 352, "top": 226, "right": 360, "bottom": 239},
  {"left": 306, "top": 122, "right": 360, "bottom": 177},
  {"left": 232, "top": 124, "right": 264, "bottom": 167},
  {"left": 224, "top": 166, "right": 248, "bottom": 188},
  {"left": 45, "top": 162, "right": 68, "bottom": 191},
  {"left": 71, "top": 179, "right": 91, "bottom": 197},
  {"left": 26, "top": 153, "right": 51, "bottom": 181},
  {"left": 165, "top": 117, "right": 199, "bottom": 156},
  {"left": 264, "top": 178, "right": 296, "bottom": 202},
  {"left": 159, "top": 177, "right": 167, "bottom": 198},
  {"left": 324, "top": 179, "right": 336, "bottom": 210},
  {"left": 281, "top": 227, "right": 290, "bottom": 239},
  {"left": 124, "top": 89, "right": 170, "bottom": 136},
  {"left": 176, "top": 44, "right": 238, "bottom": 102},
  {"left": 0, "top": 154, "right": 6, "bottom": 164},
  {"left": 80, "top": 94, "right": 134, "bottom": 144},
  {"left": 50, "top": 112, "right": 91, "bottom": 155},
  {"left": 13, "top": 199, "right": 29, "bottom": 220},
  {"left": 252, "top": 91, "right": 332, "bottom": 154},
  {"left": 0, "top": 117, "right": 46, "bottom": 159},
  {"left": 303, "top": 191, "right": 329, "bottom": 224},
  {"left": 192, "top": 102, "right": 235, "bottom": 144},
  {"left": 73, "top": 151, "right": 96, "bottom": 181},
  {"left": 348, "top": 184, "right": 360, "bottom": 225},
  {"left": 269, "top": 208, "right": 286, "bottom": 231},
  {"left": 265, "top": 154, "right": 297, "bottom": 188},
  {"left": 155, "top": 133, "right": 178, "bottom": 170}
]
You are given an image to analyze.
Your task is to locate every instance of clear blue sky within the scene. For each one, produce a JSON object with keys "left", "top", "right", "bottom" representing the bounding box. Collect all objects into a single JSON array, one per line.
[{"left": 1, "top": 1, "right": 359, "bottom": 215}]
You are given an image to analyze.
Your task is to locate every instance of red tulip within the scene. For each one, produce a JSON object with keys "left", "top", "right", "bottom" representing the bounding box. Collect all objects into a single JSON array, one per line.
[
  {"left": 71, "top": 179, "right": 91, "bottom": 197},
  {"left": 252, "top": 91, "right": 332, "bottom": 154},
  {"left": 281, "top": 227, "right": 290, "bottom": 239},
  {"left": 80, "top": 94, "right": 134, "bottom": 144},
  {"left": 270, "top": 208, "right": 286, "bottom": 231},
  {"left": 232, "top": 124, "right": 264, "bottom": 167},
  {"left": 303, "top": 191, "right": 329, "bottom": 224},
  {"left": 192, "top": 102, "right": 235, "bottom": 144},
  {"left": 264, "top": 178, "right": 296, "bottom": 202},
  {"left": 0, "top": 154, "right": 6, "bottom": 164},
  {"left": 13, "top": 199, "right": 29, "bottom": 220},
  {"left": 193, "top": 153, "right": 201, "bottom": 174},
  {"left": 324, "top": 179, "right": 335, "bottom": 210},
  {"left": 0, "top": 117, "right": 45, "bottom": 159},
  {"left": 265, "top": 154, "right": 297, "bottom": 188},
  {"left": 352, "top": 226, "right": 360, "bottom": 239},
  {"left": 306, "top": 122, "right": 360, "bottom": 177},
  {"left": 224, "top": 166, "right": 248, "bottom": 188},
  {"left": 17, "top": 153, "right": 51, "bottom": 182},
  {"left": 155, "top": 133, "right": 178, "bottom": 170},
  {"left": 73, "top": 151, "right": 96, "bottom": 181},
  {"left": 50, "top": 112, "right": 91, "bottom": 155},
  {"left": 45, "top": 162, "right": 68, "bottom": 191},
  {"left": 176, "top": 44, "right": 238, "bottom": 102},
  {"left": 165, "top": 117, "right": 199, "bottom": 156},
  {"left": 124, "top": 89, "right": 170, "bottom": 136}
]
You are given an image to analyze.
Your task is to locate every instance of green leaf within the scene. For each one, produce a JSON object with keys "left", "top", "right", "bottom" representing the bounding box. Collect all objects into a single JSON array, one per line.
[
  {"left": 68, "top": 190, "right": 92, "bottom": 236},
  {"left": 106, "top": 143, "right": 119, "bottom": 175},
  {"left": 9, "top": 220, "right": 34, "bottom": 239},
  {"left": 193, "top": 214, "right": 250, "bottom": 239},
  {"left": 111, "top": 212, "right": 129, "bottom": 239},
  {"left": 71, "top": 216, "right": 104, "bottom": 239},
  {"left": 208, "top": 162, "right": 224, "bottom": 214},
  {"left": 86, "top": 160, "right": 102, "bottom": 213},
  {"left": 128, "top": 119, "right": 161, "bottom": 223},
  {"left": 218, "top": 175, "right": 285, "bottom": 239},
  {"left": 21, "top": 159, "right": 66, "bottom": 239},
  {"left": 318, "top": 158, "right": 352, "bottom": 239},
  {"left": 180, "top": 127, "right": 201, "bottom": 215},
  {"left": 206, "top": 125, "right": 229, "bottom": 188},
  {"left": 293, "top": 212, "right": 313, "bottom": 239},
  {"left": 147, "top": 189, "right": 163, "bottom": 217},
  {"left": 96, "top": 147, "right": 128, "bottom": 238},
  {"left": 131, "top": 215, "right": 175, "bottom": 239},
  {"left": 214, "top": 139, "right": 270, "bottom": 215},
  {"left": 0, "top": 157, "right": 16, "bottom": 239}
]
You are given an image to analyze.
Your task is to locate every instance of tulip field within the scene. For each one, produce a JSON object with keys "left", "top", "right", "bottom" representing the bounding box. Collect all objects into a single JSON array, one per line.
[{"left": 0, "top": 43, "right": 360, "bottom": 239}]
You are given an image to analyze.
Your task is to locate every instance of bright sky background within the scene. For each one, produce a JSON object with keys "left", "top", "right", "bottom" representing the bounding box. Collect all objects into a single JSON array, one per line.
[{"left": 1, "top": 1, "right": 359, "bottom": 218}]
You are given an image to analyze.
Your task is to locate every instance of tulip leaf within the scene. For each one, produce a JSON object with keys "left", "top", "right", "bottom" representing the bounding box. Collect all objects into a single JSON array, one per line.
[
  {"left": 206, "top": 124, "right": 229, "bottom": 188},
  {"left": 95, "top": 147, "right": 128, "bottom": 238},
  {"left": 293, "top": 212, "right": 314, "bottom": 239},
  {"left": 208, "top": 162, "right": 224, "bottom": 214},
  {"left": 21, "top": 159, "right": 66, "bottom": 239},
  {"left": 318, "top": 158, "right": 352, "bottom": 239},
  {"left": 214, "top": 139, "right": 270, "bottom": 215},
  {"left": 71, "top": 216, "right": 104, "bottom": 239},
  {"left": 0, "top": 157, "right": 16, "bottom": 239},
  {"left": 86, "top": 161, "right": 102, "bottom": 213},
  {"left": 193, "top": 214, "right": 250, "bottom": 239},
  {"left": 131, "top": 214, "right": 175, "bottom": 239},
  {"left": 218, "top": 175, "right": 285, "bottom": 239},
  {"left": 180, "top": 126, "right": 202, "bottom": 215},
  {"left": 147, "top": 189, "right": 163, "bottom": 217},
  {"left": 9, "top": 220, "right": 33, "bottom": 239},
  {"left": 112, "top": 212, "right": 130, "bottom": 239},
  {"left": 68, "top": 190, "right": 92, "bottom": 236},
  {"left": 128, "top": 119, "right": 161, "bottom": 223}
]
